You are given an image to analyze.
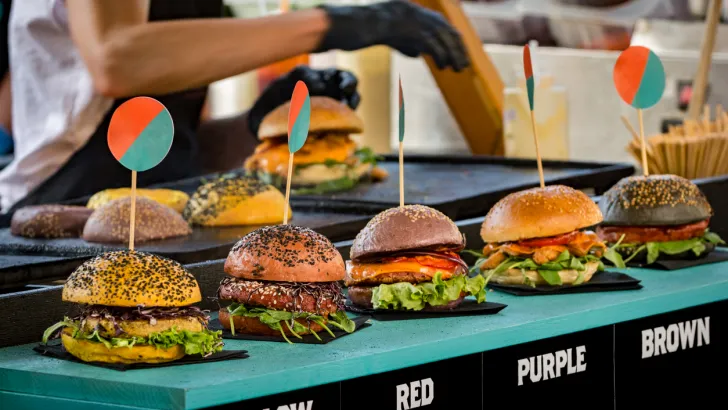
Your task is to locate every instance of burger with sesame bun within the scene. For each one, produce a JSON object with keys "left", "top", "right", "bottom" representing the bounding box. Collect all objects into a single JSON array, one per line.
[
  {"left": 597, "top": 175, "right": 725, "bottom": 266},
  {"left": 243, "top": 96, "right": 388, "bottom": 194},
  {"left": 346, "top": 205, "right": 486, "bottom": 311},
  {"left": 476, "top": 185, "right": 607, "bottom": 287},
  {"left": 183, "top": 175, "right": 291, "bottom": 226},
  {"left": 218, "top": 225, "right": 355, "bottom": 343},
  {"left": 42, "top": 251, "right": 223, "bottom": 364}
]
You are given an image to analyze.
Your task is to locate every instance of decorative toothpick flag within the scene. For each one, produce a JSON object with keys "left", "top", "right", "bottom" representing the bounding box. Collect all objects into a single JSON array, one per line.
[
  {"left": 398, "top": 76, "right": 405, "bottom": 207},
  {"left": 283, "top": 81, "right": 311, "bottom": 224},
  {"left": 613, "top": 46, "right": 666, "bottom": 176},
  {"left": 523, "top": 45, "right": 544, "bottom": 188},
  {"left": 108, "top": 97, "right": 174, "bottom": 251}
]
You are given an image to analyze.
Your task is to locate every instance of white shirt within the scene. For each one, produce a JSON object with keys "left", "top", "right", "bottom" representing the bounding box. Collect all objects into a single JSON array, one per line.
[{"left": 0, "top": 0, "right": 113, "bottom": 211}]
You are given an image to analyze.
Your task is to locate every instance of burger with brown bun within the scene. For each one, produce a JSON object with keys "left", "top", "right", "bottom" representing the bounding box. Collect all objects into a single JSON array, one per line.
[
  {"left": 42, "top": 251, "right": 223, "bottom": 364},
  {"left": 597, "top": 175, "right": 724, "bottom": 266},
  {"left": 477, "top": 185, "right": 607, "bottom": 286},
  {"left": 244, "top": 96, "right": 387, "bottom": 194},
  {"left": 218, "top": 225, "right": 355, "bottom": 343},
  {"left": 346, "top": 205, "right": 486, "bottom": 311}
]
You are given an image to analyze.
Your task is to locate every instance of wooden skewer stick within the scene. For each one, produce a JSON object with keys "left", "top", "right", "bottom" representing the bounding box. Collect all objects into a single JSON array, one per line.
[
  {"left": 530, "top": 111, "right": 545, "bottom": 188},
  {"left": 703, "top": 104, "right": 711, "bottom": 134},
  {"left": 283, "top": 155, "right": 293, "bottom": 224},
  {"left": 637, "top": 109, "right": 649, "bottom": 176},
  {"left": 129, "top": 171, "right": 137, "bottom": 251},
  {"left": 399, "top": 141, "right": 405, "bottom": 207},
  {"left": 716, "top": 104, "right": 725, "bottom": 131}
]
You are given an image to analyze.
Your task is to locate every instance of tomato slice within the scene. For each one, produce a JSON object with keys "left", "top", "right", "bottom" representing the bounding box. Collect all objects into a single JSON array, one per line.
[{"left": 517, "top": 231, "right": 578, "bottom": 248}]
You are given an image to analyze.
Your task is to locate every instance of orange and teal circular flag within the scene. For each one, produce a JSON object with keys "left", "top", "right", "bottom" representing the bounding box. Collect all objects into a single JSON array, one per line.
[
  {"left": 613, "top": 46, "right": 666, "bottom": 109},
  {"left": 523, "top": 45, "right": 535, "bottom": 111},
  {"left": 287, "top": 81, "right": 311, "bottom": 154},
  {"left": 107, "top": 97, "right": 174, "bottom": 172}
]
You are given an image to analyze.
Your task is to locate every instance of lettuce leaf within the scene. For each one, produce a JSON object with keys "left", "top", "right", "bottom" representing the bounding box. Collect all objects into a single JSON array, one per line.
[
  {"left": 604, "top": 229, "right": 725, "bottom": 266},
  {"left": 41, "top": 317, "right": 224, "bottom": 356},
  {"left": 226, "top": 304, "right": 355, "bottom": 344},
  {"left": 474, "top": 250, "right": 604, "bottom": 288},
  {"left": 371, "top": 272, "right": 487, "bottom": 311},
  {"left": 292, "top": 176, "right": 358, "bottom": 195}
]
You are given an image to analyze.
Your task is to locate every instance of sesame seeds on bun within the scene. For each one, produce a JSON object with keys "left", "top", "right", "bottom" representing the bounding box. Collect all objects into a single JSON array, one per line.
[
  {"left": 62, "top": 250, "right": 202, "bottom": 307},
  {"left": 10, "top": 205, "right": 93, "bottom": 238},
  {"left": 224, "top": 225, "right": 345, "bottom": 282},
  {"left": 82, "top": 196, "right": 191, "bottom": 244},
  {"left": 480, "top": 185, "right": 603, "bottom": 243},
  {"left": 183, "top": 176, "right": 291, "bottom": 226},
  {"left": 257, "top": 96, "right": 364, "bottom": 140},
  {"left": 349, "top": 205, "right": 465, "bottom": 261},
  {"left": 599, "top": 175, "right": 712, "bottom": 226}
]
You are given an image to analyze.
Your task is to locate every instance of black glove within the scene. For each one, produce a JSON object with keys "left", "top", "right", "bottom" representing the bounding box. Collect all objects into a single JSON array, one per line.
[
  {"left": 248, "top": 66, "right": 360, "bottom": 137},
  {"left": 315, "top": 0, "right": 469, "bottom": 72}
]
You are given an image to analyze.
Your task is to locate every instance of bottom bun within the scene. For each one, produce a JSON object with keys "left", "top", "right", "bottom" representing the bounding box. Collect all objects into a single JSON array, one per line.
[
  {"left": 61, "top": 329, "right": 185, "bottom": 364},
  {"left": 347, "top": 285, "right": 465, "bottom": 311},
  {"left": 218, "top": 309, "right": 325, "bottom": 336},
  {"left": 490, "top": 261, "right": 600, "bottom": 286},
  {"left": 615, "top": 242, "right": 715, "bottom": 264}
]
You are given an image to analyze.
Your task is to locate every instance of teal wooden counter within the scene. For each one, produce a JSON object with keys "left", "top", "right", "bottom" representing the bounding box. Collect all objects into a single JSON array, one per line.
[{"left": 1, "top": 261, "right": 727, "bottom": 410}]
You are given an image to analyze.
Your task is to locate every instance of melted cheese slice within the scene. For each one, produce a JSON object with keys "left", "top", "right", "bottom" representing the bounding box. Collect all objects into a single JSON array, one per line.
[
  {"left": 345, "top": 260, "right": 459, "bottom": 286},
  {"left": 244, "top": 134, "right": 357, "bottom": 177}
]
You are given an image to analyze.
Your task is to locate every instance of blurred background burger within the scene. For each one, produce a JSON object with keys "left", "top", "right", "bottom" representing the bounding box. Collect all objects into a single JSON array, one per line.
[{"left": 244, "top": 96, "right": 388, "bottom": 195}]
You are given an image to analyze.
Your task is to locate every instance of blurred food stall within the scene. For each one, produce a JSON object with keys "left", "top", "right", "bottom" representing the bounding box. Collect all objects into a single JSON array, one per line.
[{"left": 210, "top": 0, "right": 728, "bottom": 179}]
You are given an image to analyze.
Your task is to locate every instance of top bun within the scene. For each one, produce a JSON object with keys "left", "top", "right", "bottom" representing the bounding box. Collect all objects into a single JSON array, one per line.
[
  {"left": 350, "top": 205, "right": 465, "bottom": 261},
  {"left": 224, "top": 225, "right": 344, "bottom": 282},
  {"left": 82, "top": 196, "right": 191, "bottom": 244},
  {"left": 481, "top": 185, "right": 603, "bottom": 243},
  {"left": 599, "top": 174, "right": 712, "bottom": 226},
  {"left": 183, "top": 176, "right": 290, "bottom": 226},
  {"left": 63, "top": 251, "right": 201, "bottom": 307},
  {"left": 87, "top": 188, "right": 189, "bottom": 213},
  {"left": 258, "top": 96, "right": 364, "bottom": 140}
]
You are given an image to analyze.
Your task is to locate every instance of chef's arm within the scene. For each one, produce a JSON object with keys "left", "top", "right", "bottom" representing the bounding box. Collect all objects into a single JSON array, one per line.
[{"left": 66, "top": 0, "right": 329, "bottom": 98}]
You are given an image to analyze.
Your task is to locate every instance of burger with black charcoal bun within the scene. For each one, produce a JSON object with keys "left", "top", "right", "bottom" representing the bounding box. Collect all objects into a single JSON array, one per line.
[
  {"left": 345, "top": 205, "right": 486, "bottom": 311},
  {"left": 217, "top": 225, "right": 355, "bottom": 343},
  {"left": 477, "top": 185, "right": 607, "bottom": 286},
  {"left": 42, "top": 251, "right": 223, "bottom": 364},
  {"left": 597, "top": 175, "right": 725, "bottom": 266}
]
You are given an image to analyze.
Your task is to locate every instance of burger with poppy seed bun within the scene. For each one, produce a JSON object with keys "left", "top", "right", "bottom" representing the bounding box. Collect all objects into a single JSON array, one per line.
[
  {"left": 42, "top": 251, "right": 223, "bottom": 364},
  {"left": 183, "top": 175, "right": 291, "bottom": 226},
  {"left": 346, "top": 205, "right": 486, "bottom": 311},
  {"left": 597, "top": 175, "right": 725, "bottom": 266},
  {"left": 477, "top": 185, "right": 607, "bottom": 286},
  {"left": 218, "top": 225, "right": 355, "bottom": 343}
]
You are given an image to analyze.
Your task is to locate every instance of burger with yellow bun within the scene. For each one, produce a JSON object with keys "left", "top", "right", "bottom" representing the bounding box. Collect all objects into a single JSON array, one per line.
[
  {"left": 183, "top": 175, "right": 291, "bottom": 226},
  {"left": 87, "top": 188, "right": 189, "bottom": 213},
  {"left": 244, "top": 96, "right": 388, "bottom": 194},
  {"left": 42, "top": 251, "right": 223, "bottom": 364}
]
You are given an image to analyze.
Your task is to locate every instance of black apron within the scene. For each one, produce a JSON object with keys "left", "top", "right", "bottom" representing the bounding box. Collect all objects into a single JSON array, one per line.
[{"left": 8, "top": 0, "right": 224, "bottom": 213}]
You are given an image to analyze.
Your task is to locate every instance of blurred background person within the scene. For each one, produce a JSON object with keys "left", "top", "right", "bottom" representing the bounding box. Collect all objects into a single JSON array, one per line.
[{"left": 0, "top": 0, "right": 469, "bottom": 213}]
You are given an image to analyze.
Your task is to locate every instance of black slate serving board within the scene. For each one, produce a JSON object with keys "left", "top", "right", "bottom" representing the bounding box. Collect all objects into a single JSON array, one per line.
[
  {"left": 283, "top": 155, "right": 633, "bottom": 219},
  {"left": 0, "top": 211, "right": 372, "bottom": 265},
  {"left": 51, "top": 154, "right": 634, "bottom": 222}
]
